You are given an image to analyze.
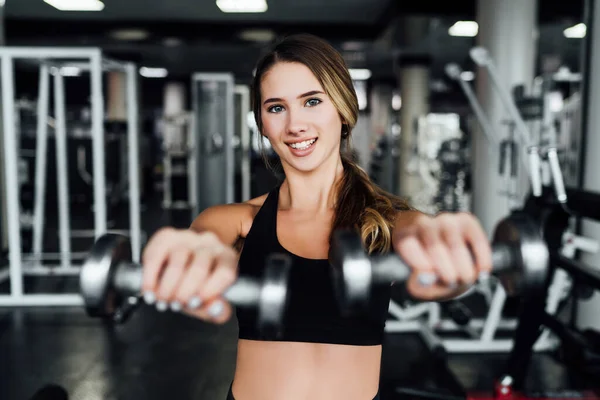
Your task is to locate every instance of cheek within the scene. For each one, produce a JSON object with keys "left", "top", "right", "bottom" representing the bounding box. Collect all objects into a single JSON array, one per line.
[
  {"left": 261, "top": 115, "right": 281, "bottom": 139},
  {"left": 322, "top": 112, "right": 343, "bottom": 138}
]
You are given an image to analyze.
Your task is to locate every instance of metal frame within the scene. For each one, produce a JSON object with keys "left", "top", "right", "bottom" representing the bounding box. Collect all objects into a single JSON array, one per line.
[
  {"left": 0, "top": 47, "right": 142, "bottom": 307},
  {"left": 191, "top": 72, "right": 235, "bottom": 215},
  {"left": 162, "top": 112, "right": 196, "bottom": 210},
  {"left": 384, "top": 276, "right": 564, "bottom": 353},
  {"left": 235, "top": 84, "right": 251, "bottom": 202}
]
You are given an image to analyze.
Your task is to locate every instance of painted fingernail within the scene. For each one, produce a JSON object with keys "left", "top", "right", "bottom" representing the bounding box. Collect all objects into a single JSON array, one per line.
[
  {"left": 143, "top": 291, "right": 156, "bottom": 304},
  {"left": 418, "top": 273, "right": 437, "bottom": 287},
  {"left": 208, "top": 301, "right": 224, "bottom": 318},
  {"left": 156, "top": 301, "right": 168, "bottom": 312},
  {"left": 170, "top": 301, "right": 182, "bottom": 312},
  {"left": 188, "top": 297, "right": 202, "bottom": 309},
  {"left": 479, "top": 271, "right": 490, "bottom": 281}
]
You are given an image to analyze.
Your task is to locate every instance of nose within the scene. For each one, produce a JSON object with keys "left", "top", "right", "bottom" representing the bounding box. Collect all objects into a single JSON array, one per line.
[{"left": 286, "top": 109, "right": 308, "bottom": 135}]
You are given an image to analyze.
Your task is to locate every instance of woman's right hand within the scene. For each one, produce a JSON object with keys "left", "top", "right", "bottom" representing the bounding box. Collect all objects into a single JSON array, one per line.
[{"left": 140, "top": 227, "right": 239, "bottom": 324}]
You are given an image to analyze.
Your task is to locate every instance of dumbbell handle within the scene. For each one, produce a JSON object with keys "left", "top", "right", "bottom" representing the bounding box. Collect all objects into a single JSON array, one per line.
[
  {"left": 114, "top": 262, "right": 263, "bottom": 307},
  {"left": 370, "top": 243, "right": 517, "bottom": 284}
]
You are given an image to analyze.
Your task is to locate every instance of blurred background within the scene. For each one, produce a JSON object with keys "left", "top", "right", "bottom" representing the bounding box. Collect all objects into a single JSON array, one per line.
[{"left": 1, "top": 0, "right": 600, "bottom": 399}]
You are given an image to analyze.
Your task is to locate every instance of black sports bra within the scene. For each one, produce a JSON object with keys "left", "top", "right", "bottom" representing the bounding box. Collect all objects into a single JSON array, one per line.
[{"left": 235, "top": 185, "right": 391, "bottom": 345}]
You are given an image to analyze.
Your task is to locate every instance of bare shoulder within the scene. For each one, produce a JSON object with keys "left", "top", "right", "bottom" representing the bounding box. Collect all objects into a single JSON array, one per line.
[{"left": 189, "top": 192, "right": 271, "bottom": 246}]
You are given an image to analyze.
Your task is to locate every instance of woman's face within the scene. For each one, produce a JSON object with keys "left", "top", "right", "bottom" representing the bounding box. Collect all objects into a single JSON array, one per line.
[{"left": 259, "top": 61, "right": 343, "bottom": 173}]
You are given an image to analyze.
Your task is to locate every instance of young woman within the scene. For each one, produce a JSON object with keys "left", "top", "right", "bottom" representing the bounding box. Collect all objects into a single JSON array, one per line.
[{"left": 140, "top": 34, "right": 492, "bottom": 400}]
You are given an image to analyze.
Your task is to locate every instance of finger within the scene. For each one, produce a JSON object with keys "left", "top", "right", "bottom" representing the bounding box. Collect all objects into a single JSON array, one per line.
[
  {"left": 439, "top": 215, "right": 477, "bottom": 285},
  {"left": 155, "top": 248, "right": 192, "bottom": 311},
  {"left": 184, "top": 297, "right": 233, "bottom": 325},
  {"left": 141, "top": 227, "right": 177, "bottom": 296},
  {"left": 395, "top": 235, "right": 436, "bottom": 286},
  {"left": 460, "top": 213, "right": 493, "bottom": 276},
  {"left": 199, "top": 250, "right": 238, "bottom": 302},
  {"left": 141, "top": 229, "right": 221, "bottom": 299},
  {"left": 418, "top": 221, "right": 458, "bottom": 286},
  {"left": 141, "top": 228, "right": 195, "bottom": 291},
  {"left": 171, "top": 248, "right": 214, "bottom": 311}
]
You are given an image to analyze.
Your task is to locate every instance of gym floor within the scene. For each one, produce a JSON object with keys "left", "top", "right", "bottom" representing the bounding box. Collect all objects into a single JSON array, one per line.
[{"left": 0, "top": 194, "right": 594, "bottom": 400}]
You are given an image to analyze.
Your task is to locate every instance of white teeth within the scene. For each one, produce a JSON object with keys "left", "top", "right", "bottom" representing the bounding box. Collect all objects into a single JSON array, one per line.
[{"left": 289, "top": 138, "right": 316, "bottom": 150}]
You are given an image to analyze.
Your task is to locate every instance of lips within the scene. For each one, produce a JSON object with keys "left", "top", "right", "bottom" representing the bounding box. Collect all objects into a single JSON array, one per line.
[{"left": 286, "top": 137, "right": 318, "bottom": 157}]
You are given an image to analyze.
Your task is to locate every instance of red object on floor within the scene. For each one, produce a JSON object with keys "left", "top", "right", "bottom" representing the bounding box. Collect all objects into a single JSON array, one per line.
[{"left": 467, "top": 389, "right": 600, "bottom": 400}]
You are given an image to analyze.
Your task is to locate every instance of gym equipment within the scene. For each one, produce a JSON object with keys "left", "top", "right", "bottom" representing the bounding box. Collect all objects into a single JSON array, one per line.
[
  {"left": 0, "top": 48, "right": 142, "bottom": 307},
  {"left": 434, "top": 137, "right": 470, "bottom": 212},
  {"left": 234, "top": 84, "right": 252, "bottom": 202},
  {"left": 405, "top": 113, "right": 470, "bottom": 215},
  {"left": 79, "top": 233, "right": 293, "bottom": 337},
  {"left": 442, "top": 47, "right": 594, "bottom": 355},
  {"left": 468, "top": 46, "right": 569, "bottom": 205},
  {"left": 191, "top": 73, "right": 235, "bottom": 216},
  {"left": 444, "top": 63, "right": 498, "bottom": 148},
  {"left": 369, "top": 134, "right": 400, "bottom": 195},
  {"left": 330, "top": 212, "right": 549, "bottom": 315},
  {"left": 392, "top": 186, "right": 600, "bottom": 400},
  {"left": 161, "top": 110, "right": 196, "bottom": 211},
  {"left": 496, "top": 187, "right": 600, "bottom": 389}
]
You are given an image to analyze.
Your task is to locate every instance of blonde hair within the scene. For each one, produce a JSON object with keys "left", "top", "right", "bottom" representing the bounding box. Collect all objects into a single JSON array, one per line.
[{"left": 251, "top": 33, "right": 413, "bottom": 254}]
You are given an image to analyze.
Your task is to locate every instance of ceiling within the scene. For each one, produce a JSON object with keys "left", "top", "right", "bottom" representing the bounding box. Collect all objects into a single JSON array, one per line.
[{"left": 3, "top": 0, "right": 588, "bottom": 104}]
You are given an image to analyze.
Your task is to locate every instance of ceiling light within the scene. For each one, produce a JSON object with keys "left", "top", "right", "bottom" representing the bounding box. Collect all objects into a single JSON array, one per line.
[
  {"left": 110, "top": 29, "right": 149, "bottom": 41},
  {"left": 140, "top": 67, "right": 168, "bottom": 78},
  {"left": 217, "top": 0, "right": 268, "bottom": 13},
  {"left": 349, "top": 68, "right": 371, "bottom": 81},
  {"left": 449, "top": 21, "right": 478, "bottom": 37},
  {"left": 564, "top": 23, "right": 586, "bottom": 38},
  {"left": 44, "top": 0, "right": 104, "bottom": 11},
  {"left": 239, "top": 29, "right": 275, "bottom": 42}
]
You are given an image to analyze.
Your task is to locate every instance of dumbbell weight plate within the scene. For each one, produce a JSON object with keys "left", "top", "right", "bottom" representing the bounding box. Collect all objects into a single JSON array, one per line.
[
  {"left": 255, "top": 253, "right": 292, "bottom": 338},
  {"left": 80, "top": 233, "right": 132, "bottom": 320},
  {"left": 491, "top": 212, "right": 549, "bottom": 296},
  {"left": 330, "top": 230, "right": 374, "bottom": 314}
]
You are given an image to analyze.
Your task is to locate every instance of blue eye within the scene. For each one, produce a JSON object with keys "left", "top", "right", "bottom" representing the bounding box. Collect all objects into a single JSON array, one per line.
[
  {"left": 306, "top": 98, "right": 321, "bottom": 107},
  {"left": 268, "top": 105, "right": 284, "bottom": 113}
]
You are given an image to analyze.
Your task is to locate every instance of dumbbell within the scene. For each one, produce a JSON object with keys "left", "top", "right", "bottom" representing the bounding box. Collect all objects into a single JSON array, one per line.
[
  {"left": 79, "top": 233, "right": 292, "bottom": 337},
  {"left": 330, "top": 212, "right": 550, "bottom": 314}
]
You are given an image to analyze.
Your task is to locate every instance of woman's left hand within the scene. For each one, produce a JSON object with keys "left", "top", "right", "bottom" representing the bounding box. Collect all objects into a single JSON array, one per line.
[{"left": 392, "top": 212, "right": 493, "bottom": 301}]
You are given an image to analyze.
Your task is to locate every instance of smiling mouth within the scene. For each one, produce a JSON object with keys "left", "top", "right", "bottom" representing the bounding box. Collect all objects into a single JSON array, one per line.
[{"left": 287, "top": 138, "right": 317, "bottom": 150}]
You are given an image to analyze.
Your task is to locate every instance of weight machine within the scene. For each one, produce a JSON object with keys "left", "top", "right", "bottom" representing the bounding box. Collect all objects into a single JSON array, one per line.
[
  {"left": 384, "top": 44, "right": 598, "bottom": 356},
  {"left": 160, "top": 78, "right": 251, "bottom": 213},
  {"left": 389, "top": 46, "right": 600, "bottom": 399},
  {"left": 161, "top": 110, "right": 196, "bottom": 211},
  {"left": 0, "top": 47, "right": 142, "bottom": 307},
  {"left": 392, "top": 188, "right": 600, "bottom": 400}
]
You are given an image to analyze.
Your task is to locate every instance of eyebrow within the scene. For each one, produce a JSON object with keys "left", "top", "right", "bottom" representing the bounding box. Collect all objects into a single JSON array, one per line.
[{"left": 263, "top": 90, "right": 325, "bottom": 105}]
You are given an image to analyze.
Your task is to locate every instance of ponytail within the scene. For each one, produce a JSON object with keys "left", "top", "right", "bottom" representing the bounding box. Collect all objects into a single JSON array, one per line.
[{"left": 331, "top": 153, "right": 414, "bottom": 255}]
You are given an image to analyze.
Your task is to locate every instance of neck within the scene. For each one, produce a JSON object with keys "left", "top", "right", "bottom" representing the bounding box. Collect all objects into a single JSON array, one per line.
[{"left": 279, "top": 155, "right": 345, "bottom": 212}]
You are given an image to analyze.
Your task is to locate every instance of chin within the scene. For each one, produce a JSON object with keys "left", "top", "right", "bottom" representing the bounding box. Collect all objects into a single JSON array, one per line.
[{"left": 285, "top": 158, "right": 322, "bottom": 173}]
